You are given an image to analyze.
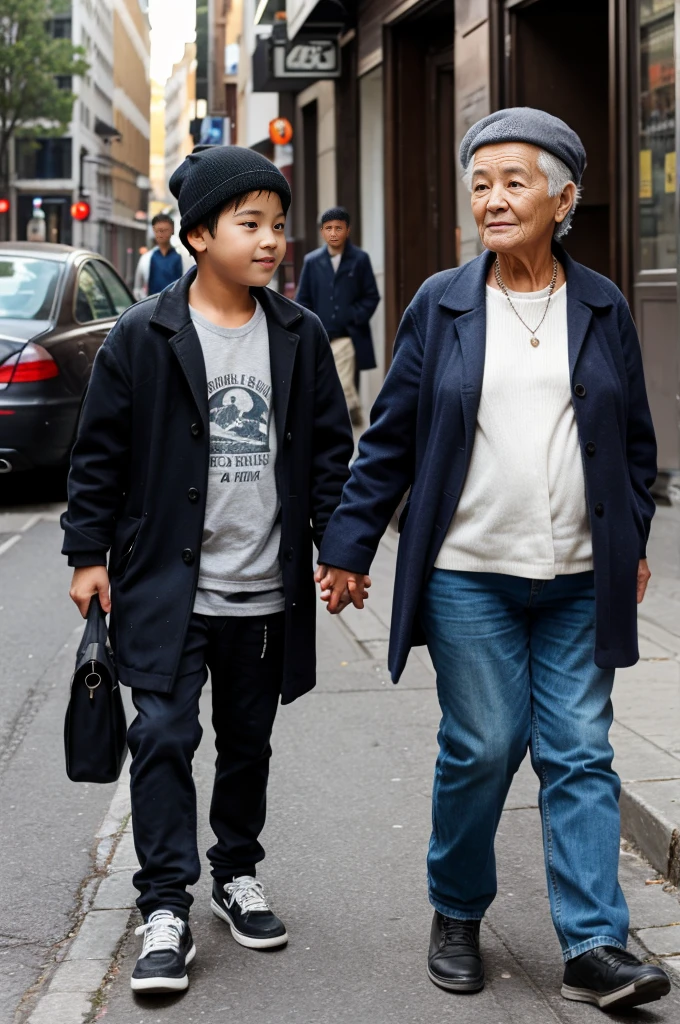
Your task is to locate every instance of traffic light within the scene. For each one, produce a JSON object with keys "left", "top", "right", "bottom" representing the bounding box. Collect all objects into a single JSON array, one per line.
[
  {"left": 0, "top": 199, "right": 10, "bottom": 214},
  {"left": 71, "top": 200, "right": 91, "bottom": 221}
]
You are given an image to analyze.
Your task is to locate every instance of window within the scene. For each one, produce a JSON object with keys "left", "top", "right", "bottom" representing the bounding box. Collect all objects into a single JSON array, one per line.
[
  {"left": 639, "top": 0, "right": 676, "bottom": 270},
  {"left": 0, "top": 258, "right": 61, "bottom": 320},
  {"left": 55, "top": 75, "right": 72, "bottom": 91},
  {"left": 47, "top": 16, "right": 72, "bottom": 40},
  {"left": 93, "top": 262, "right": 134, "bottom": 316},
  {"left": 15, "top": 138, "right": 72, "bottom": 180},
  {"left": 75, "top": 263, "right": 115, "bottom": 322}
]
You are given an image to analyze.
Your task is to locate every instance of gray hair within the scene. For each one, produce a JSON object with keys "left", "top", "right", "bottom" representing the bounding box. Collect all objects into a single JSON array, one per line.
[{"left": 462, "top": 148, "right": 582, "bottom": 239}]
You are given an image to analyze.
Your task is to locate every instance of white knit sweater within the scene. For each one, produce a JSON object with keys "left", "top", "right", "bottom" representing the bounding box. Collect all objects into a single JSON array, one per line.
[{"left": 434, "top": 282, "right": 593, "bottom": 579}]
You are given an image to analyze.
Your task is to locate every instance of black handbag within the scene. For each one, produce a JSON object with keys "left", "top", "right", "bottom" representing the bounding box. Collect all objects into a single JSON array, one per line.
[{"left": 64, "top": 595, "right": 127, "bottom": 783}]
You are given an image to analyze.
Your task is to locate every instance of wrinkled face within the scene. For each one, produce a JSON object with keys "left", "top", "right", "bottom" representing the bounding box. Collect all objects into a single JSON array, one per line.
[
  {"left": 187, "top": 191, "right": 287, "bottom": 286},
  {"left": 153, "top": 221, "right": 173, "bottom": 246},
  {"left": 470, "top": 142, "right": 574, "bottom": 254},
  {"left": 322, "top": 219, "right": 350, "bottom": 250}
]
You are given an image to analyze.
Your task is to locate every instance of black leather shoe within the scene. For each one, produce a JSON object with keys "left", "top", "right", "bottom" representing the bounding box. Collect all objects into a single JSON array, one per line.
[
  {"left": 427, "top": 912, "right": 484, "bottom": 992},
  {"left": 562, "top": 945, "right": 671, "bottom": 1011},
  {"left": 131, "top": 910, "right": 195, "bottom": 993}
]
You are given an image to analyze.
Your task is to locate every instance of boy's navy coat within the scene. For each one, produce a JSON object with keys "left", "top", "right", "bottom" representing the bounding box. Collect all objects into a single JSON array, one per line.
[
  {"left": 61, "top": 270, "right": 353, "bottom": 704},
  {"left": 319, "top": 245, "right": 657, "bottom": 679},
  {"left": 296, "top": 241, "right": 380, "bottom": 371}
]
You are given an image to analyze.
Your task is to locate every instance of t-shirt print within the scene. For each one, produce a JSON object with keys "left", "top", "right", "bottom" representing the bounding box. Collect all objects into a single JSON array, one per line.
[{"left": 209, "top": 372, "right": 272, "bottom": 453}]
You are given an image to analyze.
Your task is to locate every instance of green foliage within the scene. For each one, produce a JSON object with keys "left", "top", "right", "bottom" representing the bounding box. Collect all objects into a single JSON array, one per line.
[{"left": 0, "top": 0, "right": 88, "bottom": 158}]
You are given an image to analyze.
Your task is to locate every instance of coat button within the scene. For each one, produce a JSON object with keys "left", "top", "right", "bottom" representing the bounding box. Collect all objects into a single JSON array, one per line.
[
  {"left": 190, "top": 422, "right": 202, "bottom": 437},
  {"left": 594, "top": 503, "right": 604, "bottom": 517},
  {"left": 181, "top": 548, "right": 195, "bottom": 564},
  {"left": 574, "top": 384, "right": 587, "bottom": 398},
  {"left": 285, "top": 548, "right": 294, "bottom": 562},
  {"left": 285, "top": 432, "right": 292, "bottom": 443},
  {"left": 585, "top": 442, "right": 596, "bottom": 456},
  {"left": 188, "top": 487, "right": 199, "bottom": 502}
]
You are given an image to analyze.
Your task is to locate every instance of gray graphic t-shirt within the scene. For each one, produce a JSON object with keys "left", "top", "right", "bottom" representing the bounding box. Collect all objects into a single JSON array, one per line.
[{"left": 190, "top": 300, "right": 285, "bottom": 617}]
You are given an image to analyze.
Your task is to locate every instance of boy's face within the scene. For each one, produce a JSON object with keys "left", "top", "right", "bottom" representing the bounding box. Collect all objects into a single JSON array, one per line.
[{"left": 187, "top": 191, "right": 287, "bottom": 286}]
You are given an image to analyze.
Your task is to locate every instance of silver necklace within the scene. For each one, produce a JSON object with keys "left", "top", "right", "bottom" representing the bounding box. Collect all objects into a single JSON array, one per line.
[{"left": 494, "top": 256, "right": 558, "bottom": 348}]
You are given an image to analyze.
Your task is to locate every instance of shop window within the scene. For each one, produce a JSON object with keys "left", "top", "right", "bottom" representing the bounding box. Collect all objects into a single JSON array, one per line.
[{"left": 639, "top": 0, "right": 676, "bottom": 270}]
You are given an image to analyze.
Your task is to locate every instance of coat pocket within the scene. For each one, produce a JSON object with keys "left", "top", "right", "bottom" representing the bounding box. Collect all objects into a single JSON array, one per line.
[{"left": 109, "top": 516, "right": 142, "bottom": 577}]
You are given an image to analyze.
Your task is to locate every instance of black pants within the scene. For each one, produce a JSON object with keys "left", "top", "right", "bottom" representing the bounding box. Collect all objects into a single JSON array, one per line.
[{"left": 127, "top": 611, "right": 285, "bottom": 921}]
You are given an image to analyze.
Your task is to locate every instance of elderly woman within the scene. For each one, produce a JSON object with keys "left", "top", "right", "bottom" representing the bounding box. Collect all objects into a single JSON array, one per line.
[{"left": 316, "top": 108, "right": 669, "bottom": 1012}]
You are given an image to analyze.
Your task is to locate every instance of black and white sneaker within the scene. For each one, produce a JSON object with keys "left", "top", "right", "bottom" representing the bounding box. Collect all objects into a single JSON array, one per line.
[
  {"left": 131, "top": 910, "right": 196, "bottom": 993},
  {"left": 562, "top": 945, "right": 670, "bottom": 1011},
  {"left": 211, "top": 876, "right": 288, "bottom": 949}
]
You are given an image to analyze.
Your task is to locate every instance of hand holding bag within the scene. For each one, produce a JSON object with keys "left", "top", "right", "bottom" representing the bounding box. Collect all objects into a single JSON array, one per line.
[{"left": 64, "top": 595, "right": 127, "bottom": 783}]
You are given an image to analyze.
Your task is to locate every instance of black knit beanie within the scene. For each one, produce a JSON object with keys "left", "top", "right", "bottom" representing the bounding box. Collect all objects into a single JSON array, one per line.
[{"left": 169, "top": 145, "right": 292, "bottom": 247}]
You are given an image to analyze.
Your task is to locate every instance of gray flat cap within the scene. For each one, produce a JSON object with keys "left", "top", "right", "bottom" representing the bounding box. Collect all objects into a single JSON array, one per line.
[{"left": 460, "top": 107, "right": 586, "bottom": 184}]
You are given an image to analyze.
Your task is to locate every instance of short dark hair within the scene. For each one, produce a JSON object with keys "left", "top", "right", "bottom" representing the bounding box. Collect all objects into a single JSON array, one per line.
[
  {"left": 183, "top": 189, "right": 281, "bottom": 258},
  {"left": 151, "top": 212, "right": 174, "bottom": 228},
  {"left": 320, "top": 206, "right": 350, "bottom": 227}
]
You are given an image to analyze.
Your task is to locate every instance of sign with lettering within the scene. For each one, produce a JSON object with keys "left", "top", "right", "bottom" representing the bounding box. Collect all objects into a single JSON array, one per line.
[{"left": 272, "top": 37, "right": 340, "bottom": 79}]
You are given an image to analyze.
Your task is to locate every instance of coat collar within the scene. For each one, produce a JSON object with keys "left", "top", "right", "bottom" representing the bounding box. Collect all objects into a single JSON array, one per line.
[
  {"left": 149, "top": 266, "right": 302, "bottom": 442},
  {"left": 150, "top": 266, "right": 304, "bottom": 334},
  {"left": 438, "top": 242, "right": 615, "bottom": 314}
]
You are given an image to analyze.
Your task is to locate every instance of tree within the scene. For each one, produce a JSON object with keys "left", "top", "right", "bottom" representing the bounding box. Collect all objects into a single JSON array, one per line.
[{"left": 0, "top": 0, "right": 88, "bottom": 186}]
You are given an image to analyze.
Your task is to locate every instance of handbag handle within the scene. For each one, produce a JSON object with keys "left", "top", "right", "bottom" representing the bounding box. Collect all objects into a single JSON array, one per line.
[{"left": 76, "top": 593, "right": 109, "bottom": 661}]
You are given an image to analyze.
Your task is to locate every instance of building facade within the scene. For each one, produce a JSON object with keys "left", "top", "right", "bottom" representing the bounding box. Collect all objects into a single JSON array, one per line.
[
  {"left": 10, "top": 0, "right": 150, "bottom": 286},
  {"left": 164, "top": 43, "right": 198, "bottom": 195},
  {"left": 255, "top": 0, "right": 679, "bottom": 488}
]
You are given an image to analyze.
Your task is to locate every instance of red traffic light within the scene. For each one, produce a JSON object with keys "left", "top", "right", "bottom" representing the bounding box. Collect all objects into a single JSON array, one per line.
[
  {"left": 0, "top": 199, "right": 10, "bottom": 214},
  {"left": 71, "top": 200, "right": 91, "bottom": 221}
]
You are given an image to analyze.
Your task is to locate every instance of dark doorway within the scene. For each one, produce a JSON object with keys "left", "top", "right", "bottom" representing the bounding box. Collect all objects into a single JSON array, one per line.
[
  {"left": 503, "top": 0, "right": 610, "bottom": 278},
  {"left": 301, "top": 100, "right": 319, "bottom": 259},
  {"left": 384, "top": 0, "right": 455, "bottom": 355}
]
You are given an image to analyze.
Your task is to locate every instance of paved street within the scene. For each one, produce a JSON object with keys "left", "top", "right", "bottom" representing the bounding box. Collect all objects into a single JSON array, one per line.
[{"left": 1, "top": 476, "right": 680, "bottom": 1024}]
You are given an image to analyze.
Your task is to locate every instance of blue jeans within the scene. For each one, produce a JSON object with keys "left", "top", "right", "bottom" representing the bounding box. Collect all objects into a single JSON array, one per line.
[{"left": 420, "top": 569, "right": 628, "bottom": 960}]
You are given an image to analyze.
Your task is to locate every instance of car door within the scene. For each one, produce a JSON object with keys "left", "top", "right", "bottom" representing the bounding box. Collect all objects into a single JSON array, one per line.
[{"left": 74, "top": 260, "right": 117, "bottom": 374}]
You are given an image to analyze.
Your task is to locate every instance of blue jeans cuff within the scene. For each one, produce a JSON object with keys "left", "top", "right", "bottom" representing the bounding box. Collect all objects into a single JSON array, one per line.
[
  {"left": 428, "top": 892, "right": 486, "bottom": 921},
  {"left": 563, "top": 936, "right": 626, "bottom": 962}
]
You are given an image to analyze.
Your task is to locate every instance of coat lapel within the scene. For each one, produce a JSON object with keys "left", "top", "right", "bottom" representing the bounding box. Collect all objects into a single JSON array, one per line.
[
  {"left": 167, "top": 323, "right": 209, "bottom": 433},
  {"left": 452, "top": 305, "right": 486, "bottom": 449},
  {"left": 267, "top": 317, "right": 299, "bottom": 445}
]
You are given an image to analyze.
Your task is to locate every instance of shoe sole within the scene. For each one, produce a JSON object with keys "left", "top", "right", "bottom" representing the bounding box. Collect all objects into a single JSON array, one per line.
[
  {"left": 130, "top": 944, "right": 196, "bottom": 994},
  {"left": 561, "top": 973, "right": 671, "bottom": 1010},
  {"left": 427, "top": 965, "right": 485, "bottom": 993},
  {"left": 211, "top": 898, "right": 288, "bottom": 949}
]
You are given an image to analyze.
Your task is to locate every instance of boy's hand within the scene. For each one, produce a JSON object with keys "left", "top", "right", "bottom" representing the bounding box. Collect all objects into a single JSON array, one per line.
[
  {"left": 70, "top": 566, "right": 111, "bottom": 617},
  {"left": 314, "top": 565, "right": 371, "bottom": 614}
]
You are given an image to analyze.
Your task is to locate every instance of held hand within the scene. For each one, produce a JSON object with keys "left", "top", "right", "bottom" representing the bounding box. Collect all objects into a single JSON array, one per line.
[
  {"left": 69, "top": 565, "right": 111, "bottom": 617},
  {"left": 637, "top": 559, "right": 651, "bottom": 604},
  {"left": 314, "top": 564, "right": 371, "bottom": 614}
]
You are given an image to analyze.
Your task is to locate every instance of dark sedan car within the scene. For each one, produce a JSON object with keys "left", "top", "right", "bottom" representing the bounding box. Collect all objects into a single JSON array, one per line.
[{"left": 0, "top": 243, "right": 134, "bottom": 474}]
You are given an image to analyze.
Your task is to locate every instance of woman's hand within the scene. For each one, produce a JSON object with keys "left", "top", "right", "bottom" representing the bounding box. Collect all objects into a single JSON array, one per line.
[
  {"left": 637, "top": 559, "right": 651, "bottom": 604},
  {"left": 314, "top": 564, "right": 371, "bottom": 614}
]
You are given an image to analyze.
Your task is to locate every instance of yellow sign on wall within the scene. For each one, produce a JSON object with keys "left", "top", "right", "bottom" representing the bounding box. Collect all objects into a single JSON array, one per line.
[
  {"left": 640, "top": 149, "right": 653, "bottom": 199},
  {"left": 665, "top": 151, "right": 676, "bottom": 194}
]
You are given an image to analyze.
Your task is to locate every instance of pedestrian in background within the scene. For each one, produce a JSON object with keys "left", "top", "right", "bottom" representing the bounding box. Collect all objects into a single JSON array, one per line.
[
  {"left": 133, "top": 212, "right": 184, "bottom": 299},
  {"left": 316, "top": 108, "right": 670, "bottom": 1013},
  {"left": 62, "top": 145, "right": 353, "bottom": 995},
  {"left": 296, "top": 206, "right": 380, "bottom": 425}
]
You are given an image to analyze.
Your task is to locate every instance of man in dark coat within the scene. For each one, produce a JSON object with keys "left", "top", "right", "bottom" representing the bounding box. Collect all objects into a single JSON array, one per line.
[
  {"left": 296, "top": 206, "right": 380, "bottom": 424},
  {"left": 62, "top": 145, "right": 353, "bottom": 994}
]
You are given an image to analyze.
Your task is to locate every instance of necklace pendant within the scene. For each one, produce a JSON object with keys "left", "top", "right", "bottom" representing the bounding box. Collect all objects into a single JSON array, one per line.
[{"left": 530, "top": 337, "right": 540, "bottom": 348}]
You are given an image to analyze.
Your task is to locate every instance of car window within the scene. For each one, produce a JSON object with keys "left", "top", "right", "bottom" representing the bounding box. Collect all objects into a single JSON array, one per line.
[
  {"left": 0, "top": 257, "right": 61, "bottom": 319},
  {"left": 75, "top": 262, "right": 115, "bottom": 322},
  {"left": 92, "top": 261, "right": 134, "bottom": 316}
]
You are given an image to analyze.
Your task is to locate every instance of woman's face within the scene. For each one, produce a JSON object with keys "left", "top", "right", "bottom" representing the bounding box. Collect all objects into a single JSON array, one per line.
[{"left": 470, "top": 142, "right": 574, "bottom": 255}]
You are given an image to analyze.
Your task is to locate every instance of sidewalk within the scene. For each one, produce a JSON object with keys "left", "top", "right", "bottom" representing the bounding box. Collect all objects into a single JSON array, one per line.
[{"left": 25, "top": 506, "right": 680, "bottom": 1024}]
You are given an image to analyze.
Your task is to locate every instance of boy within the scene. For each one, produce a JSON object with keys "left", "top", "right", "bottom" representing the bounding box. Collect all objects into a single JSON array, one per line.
[{"left": 62, "top": 145, "right": 353, "bottom": 994}]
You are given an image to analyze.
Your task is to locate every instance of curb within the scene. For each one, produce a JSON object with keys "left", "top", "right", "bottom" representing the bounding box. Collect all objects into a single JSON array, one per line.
[
  {"left": 620, "top": 784, "right": 680, "bottom": 886},
  {"left": 24, "top": 771, "right": 136, "bottom": 1024}
]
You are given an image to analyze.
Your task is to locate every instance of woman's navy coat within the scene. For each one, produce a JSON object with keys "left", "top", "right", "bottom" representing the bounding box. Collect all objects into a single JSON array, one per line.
[
  {"left": 319, "top": 245, "right": 657, "bottom": 677},
  {"left": 61, "top": 271, "right": 353, "bottom": 704},
  {"left": 296, "top": 241, "right": 380, "bottom": 371}
]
